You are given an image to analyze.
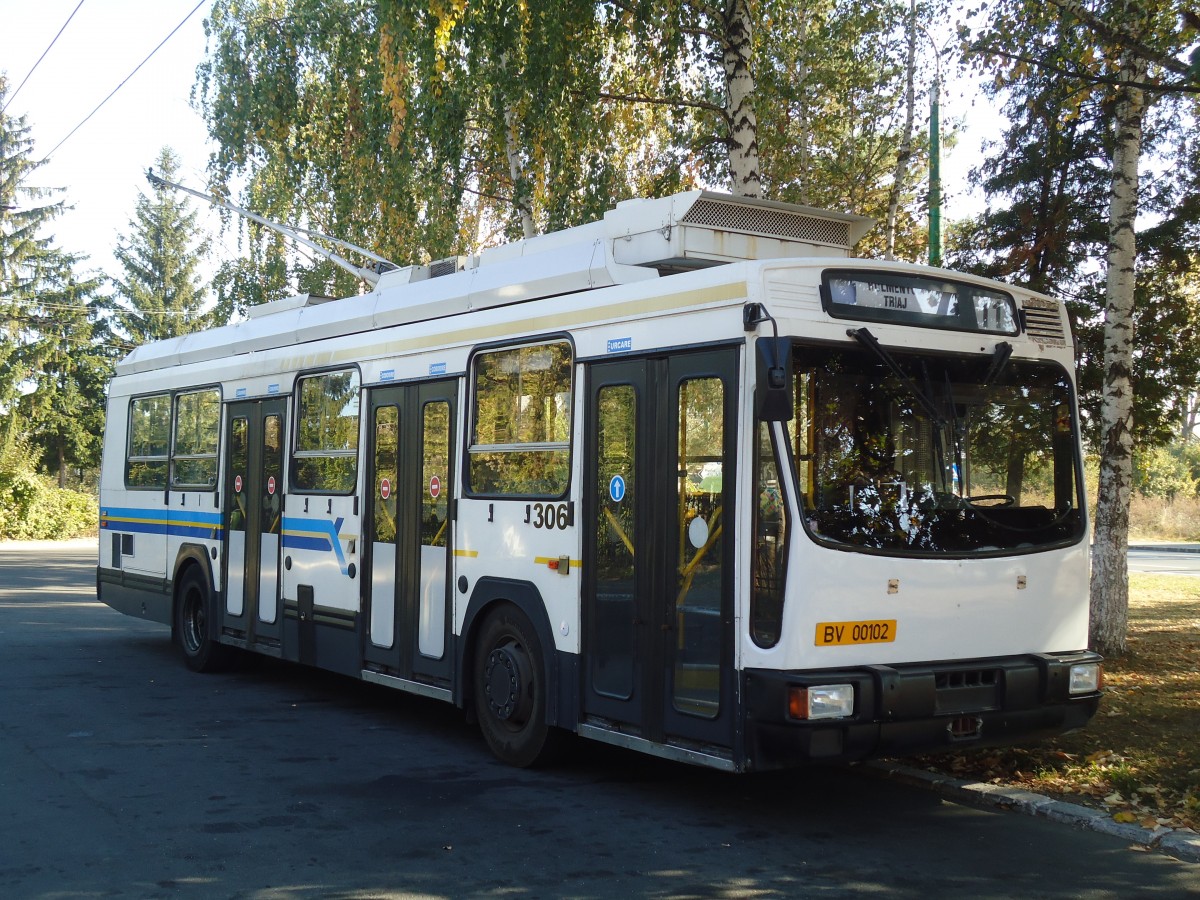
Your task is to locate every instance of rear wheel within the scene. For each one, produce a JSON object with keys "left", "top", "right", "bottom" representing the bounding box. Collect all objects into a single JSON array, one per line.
[
  {"left": 175, "top": 567, "right": 232, "bottom": 673},
  {"left": 473, "top": 603, "right": 562, "bottom": 767}
]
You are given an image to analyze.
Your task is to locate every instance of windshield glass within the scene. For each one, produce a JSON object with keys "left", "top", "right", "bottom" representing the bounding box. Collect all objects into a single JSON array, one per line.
[{"left": 793, "top": 344, "right": 1084, "bottom": 554}]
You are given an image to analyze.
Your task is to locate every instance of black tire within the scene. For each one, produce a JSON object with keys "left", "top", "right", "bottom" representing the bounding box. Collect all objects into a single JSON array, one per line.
[
  {"left": 473, "top": 603, "right": 562, "bottom": 767},
  {"left": 175, "top": 566, "right": 232, "bottom": 673}
]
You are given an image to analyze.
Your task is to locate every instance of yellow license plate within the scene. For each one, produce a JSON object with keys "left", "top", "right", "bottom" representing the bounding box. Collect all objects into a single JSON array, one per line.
[{"left": 815, "top": 620, "right": 897, "bottom": 646}]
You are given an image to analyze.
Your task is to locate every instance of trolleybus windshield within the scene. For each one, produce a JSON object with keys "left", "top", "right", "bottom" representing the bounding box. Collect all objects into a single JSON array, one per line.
[{"left": 792, "top": 344, "right": 1085, "bottom": 554}]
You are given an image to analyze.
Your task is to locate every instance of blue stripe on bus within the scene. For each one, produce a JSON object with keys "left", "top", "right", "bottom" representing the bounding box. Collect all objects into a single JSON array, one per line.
[
  {"left": 99, "top": 508, "right": 349, "bottom": 574},
  {"left": 100, "top": 506, "right": 224, "bottom": 540},
  {"left": 281, "top": 516, "right": 348, "bottom": 574}
]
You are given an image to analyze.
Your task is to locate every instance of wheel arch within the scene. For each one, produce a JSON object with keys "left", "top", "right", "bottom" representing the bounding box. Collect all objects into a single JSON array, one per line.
[
  {"left": 459, "top": 577, "right": 573, "bottom": 729},
  {"left": 170, "top": 543, "right": 218, "bottom": 643}
]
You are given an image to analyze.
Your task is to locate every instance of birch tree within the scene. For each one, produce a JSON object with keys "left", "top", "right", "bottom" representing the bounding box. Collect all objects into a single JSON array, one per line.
[
  {"left": 603, "top": 0, "right": 762, "bottom": 197},
  {"left": 968, "top": 0, "right": 1200, "bottom": 655}
]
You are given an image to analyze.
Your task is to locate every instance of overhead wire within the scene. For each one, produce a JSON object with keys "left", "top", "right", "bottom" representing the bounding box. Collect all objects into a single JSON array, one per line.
[
  {"left": 38, "top": 0, "right": 208, "bottom": 163},
  {"left": 1, "top": 0, "right": 87, "bottom": 115}
]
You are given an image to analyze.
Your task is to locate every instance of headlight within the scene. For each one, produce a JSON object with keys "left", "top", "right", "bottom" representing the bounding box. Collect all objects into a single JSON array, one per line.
[
  {"left": 788, "top": 684, "right": 855, "bottom": 720},
  {"left": 1069, "top": 662, "right": 1101, "bottom": 695}
]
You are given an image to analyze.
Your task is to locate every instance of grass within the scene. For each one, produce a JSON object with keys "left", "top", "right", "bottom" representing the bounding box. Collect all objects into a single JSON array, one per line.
[
  {"left": 915, "top": 572, "right": 1200, "bottom": 832},
  {"left": 1129, "top": 494, "right": 1200, "bottom": 543}
]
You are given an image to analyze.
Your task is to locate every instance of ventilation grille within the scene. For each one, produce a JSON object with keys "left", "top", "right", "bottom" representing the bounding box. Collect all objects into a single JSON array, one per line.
[
  {"left": 679, "top": 199, "right": 852, "bottom": 248},
  {"left": 1022, "top": 297, "right": 1067, "bottom": 347},
  {"left": 429, "top": 256, "right": 465, "bottom": 278},
  {"left": 935, "top": 669, "right": 998, "bottom": 690},
  {"left": 934, "top": 668, "right": 1001, "bottom": 715}
]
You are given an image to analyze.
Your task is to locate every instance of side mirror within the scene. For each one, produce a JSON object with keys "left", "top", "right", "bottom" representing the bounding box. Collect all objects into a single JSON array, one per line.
[{"left": 755, "top": 337, "right": 794, "bottom": 422}]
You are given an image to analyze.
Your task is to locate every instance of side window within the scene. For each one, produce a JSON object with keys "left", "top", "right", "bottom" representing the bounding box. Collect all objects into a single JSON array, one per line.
[
  {"left": 469, "top": 341, "right": 572, "bottom": 496},
  {"left": 373, "top": 406, "right": 398, "bottom": 543},
  {"left": 126, "top": 394, "right": 171, "bottom": 488},
  {"left": 421, "top": 401, "right": 451, "bottom": 546},
  {"left": 751, "top": 421, "right": 788, "bottom": 648},
  {"left": 294, "top": 369, "right": 360, "bottom": 493},
  {"left": 171, "top": 389, "right": 221, "bottom": 489}
]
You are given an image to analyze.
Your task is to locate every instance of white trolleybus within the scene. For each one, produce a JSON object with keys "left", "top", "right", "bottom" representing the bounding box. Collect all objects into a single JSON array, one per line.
[{"left": 97, "top": 190, "right": 1102, "bottom": 770}]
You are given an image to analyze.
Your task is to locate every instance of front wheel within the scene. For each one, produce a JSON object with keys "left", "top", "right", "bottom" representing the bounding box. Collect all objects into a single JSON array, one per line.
[
  {"left": 473, "top": 604, "right": 562, "bottom": 767},
  {"left": 175, "top": 567, "right": 232, "bottom": 673}
]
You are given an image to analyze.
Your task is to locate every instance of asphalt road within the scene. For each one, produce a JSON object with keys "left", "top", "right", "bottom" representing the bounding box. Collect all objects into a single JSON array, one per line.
[
  {"left": 1128, "top": 545, "right": 1200, "bottom": 576},
  {"left": 2, "top": 543, "right": 1198, "bottom": 899}
]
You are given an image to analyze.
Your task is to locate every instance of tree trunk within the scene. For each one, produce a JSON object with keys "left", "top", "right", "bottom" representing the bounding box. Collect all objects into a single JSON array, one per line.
[
  {"left": 504, "top": 103, "right": 537, "bottom": 239},
  {"left": 884, "top": 0, "right": 918, "bottom": 260},
  {"left": 1089, "top": 56, "right": 1146, "bottom": 657},
  {"left": 722, "top": 0, "right": 761, "bottom": 198}
]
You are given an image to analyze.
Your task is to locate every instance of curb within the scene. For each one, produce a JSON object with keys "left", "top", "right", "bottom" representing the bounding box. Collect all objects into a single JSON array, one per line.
[
  {"left": 1128, "top": 543, "right": 1200, "bottom": 554},
  {"left": 868, "top": 761, "right": 1200, "bottom": 864}
]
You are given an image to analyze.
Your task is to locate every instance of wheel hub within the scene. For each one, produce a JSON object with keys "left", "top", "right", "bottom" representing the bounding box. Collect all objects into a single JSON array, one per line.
[{"left": 484, "top": 641, "right": 531, "bottom": 722}]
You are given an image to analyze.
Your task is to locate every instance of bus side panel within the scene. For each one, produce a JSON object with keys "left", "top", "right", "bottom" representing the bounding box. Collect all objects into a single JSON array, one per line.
[
  {"left": 280, "top": 492, "right": 361, "bottom": 676},
  {"left": 98, "top": 394, "right": 173, "bottom": 623},
  {"left": 453, "top": 496, "right": 581, "bottom": 659}
]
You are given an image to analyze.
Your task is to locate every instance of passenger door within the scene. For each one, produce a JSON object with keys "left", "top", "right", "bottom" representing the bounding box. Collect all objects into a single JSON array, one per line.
[
  {"left": 363, "top": 380, "right": 457, "bottom": 686},
  {"left": 222, "top": 399, "right": 287, "bottom": 648},
  {"left": 582, "top": 349, "right": 738, "bottom": 750}
]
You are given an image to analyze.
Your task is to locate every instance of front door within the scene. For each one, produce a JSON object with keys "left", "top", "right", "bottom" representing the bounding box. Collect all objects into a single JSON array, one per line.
[
  {"left": 582, "top": 349, "right": 738, "bottom": 750},
  {"left": 363, "top": 380, "right": 457, "bottom": 685},
  {"left": 223, "top": 399, "right": 287, "bottom": 648}
]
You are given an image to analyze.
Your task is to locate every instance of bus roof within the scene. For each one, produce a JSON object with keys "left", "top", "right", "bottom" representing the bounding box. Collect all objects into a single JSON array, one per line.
[{"left": 116, "top": 191, "right": 874, "bottom": 376}]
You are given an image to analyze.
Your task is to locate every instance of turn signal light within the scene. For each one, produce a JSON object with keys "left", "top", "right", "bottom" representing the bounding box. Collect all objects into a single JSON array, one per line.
[{"left": 787, "top": 684, "right": 854, "bottom": 720}]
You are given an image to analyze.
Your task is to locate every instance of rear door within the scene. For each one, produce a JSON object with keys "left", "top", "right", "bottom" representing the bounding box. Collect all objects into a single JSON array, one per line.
[{"left": 363, "top": 380, "right": 457, "bottom": 686}]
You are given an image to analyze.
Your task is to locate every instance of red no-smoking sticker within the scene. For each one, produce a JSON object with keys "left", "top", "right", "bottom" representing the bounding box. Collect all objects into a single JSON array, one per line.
[
  {"left": 429, "top": 475, "right": 441, "bottom": 498},
  {"left": 234, "top": 474, "right": 243, "bottom": 493},
  {"left": 380, "top": 478, "right": 391, "bottom": 500},
  {"left": 267, "top": 475, "right": 276, "bottom": 495}
]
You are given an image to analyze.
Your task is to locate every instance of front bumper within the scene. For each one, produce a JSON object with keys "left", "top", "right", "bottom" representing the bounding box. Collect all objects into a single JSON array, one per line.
[{"left": 742, "top": 651, "right": 1102, "bottom": 771}]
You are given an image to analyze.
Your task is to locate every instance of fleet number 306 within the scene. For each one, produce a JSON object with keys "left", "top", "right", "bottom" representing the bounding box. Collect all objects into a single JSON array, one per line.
[{"left": 815, "top": 619, "right": 897, "bottom": 647}]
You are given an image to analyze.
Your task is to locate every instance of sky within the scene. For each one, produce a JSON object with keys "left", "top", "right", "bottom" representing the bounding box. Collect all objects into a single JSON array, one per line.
[
  {"left": 1, "top": 0, "right": 990, "bottom": 288},
  {"left": 0, "top": 0, "right": 222, "bottom": 280}
]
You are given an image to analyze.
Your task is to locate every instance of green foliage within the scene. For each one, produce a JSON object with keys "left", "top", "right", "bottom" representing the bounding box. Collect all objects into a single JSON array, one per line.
[
  {"left": 1133, "top": 440, "right": 1200, "bottom": 499},
  {"left": 756, "top": 0, "right": 938, "bottom": 258},
  {"left": 0, "top": 438, "right": 96, "bottom": 540},
  {"left": 194, "top": 0, "right": 942, "bottom": 313},
  {"left": 952, "top": 1, "right": 1200, "bottom": 453},
  {"left": 1, "top": 76, "right": 70, "bottom": 411},
  {"left": 108, "top": 147, "right": 213, "bottom": 343},
  {"left": 1, "top": 76, "right": 114, "bottom": 487}
]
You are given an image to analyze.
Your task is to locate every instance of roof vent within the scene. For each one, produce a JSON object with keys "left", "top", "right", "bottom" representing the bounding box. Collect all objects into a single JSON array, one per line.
[
  {"left": 678, "top": 198, "right": 853, "bottom": 248},
  {"left": 608, "top": 191, "right": 874, "bottom": 270},
  {"left": 430, "top": 256, "right": 467, "bottom": 278}
]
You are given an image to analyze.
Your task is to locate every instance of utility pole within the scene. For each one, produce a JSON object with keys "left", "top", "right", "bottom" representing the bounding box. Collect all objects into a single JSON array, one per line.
[{"left": 927, "top": 47, "right": 942, "bottom": 268}]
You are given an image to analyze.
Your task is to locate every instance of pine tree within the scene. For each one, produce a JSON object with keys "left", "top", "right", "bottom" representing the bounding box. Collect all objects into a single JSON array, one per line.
[
  {"left": 1, "top": 76, "right": 114, "bottom": 483},
  {"left": 14, "top": 253, "right": 112, "bottom": 485},
  {"left": 110, "top": 147, "right": 212, "bottom": 344},
  {"left": 0, "top": 75, "right": 69, "bottom": 426}
]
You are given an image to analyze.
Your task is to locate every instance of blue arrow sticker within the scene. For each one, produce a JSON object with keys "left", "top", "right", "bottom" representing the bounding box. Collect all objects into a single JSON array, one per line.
[{"left": 609, "top": 475, "right": 626, "bottom": 503}]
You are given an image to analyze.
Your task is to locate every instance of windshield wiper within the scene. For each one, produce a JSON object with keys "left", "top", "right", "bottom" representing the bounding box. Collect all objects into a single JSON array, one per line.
[
  {"left": 847, "top": 328, "right": 945, "bottom": 425},
  {"left": 982, "top": 341, "right": 1013, "bottom": 386}
]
